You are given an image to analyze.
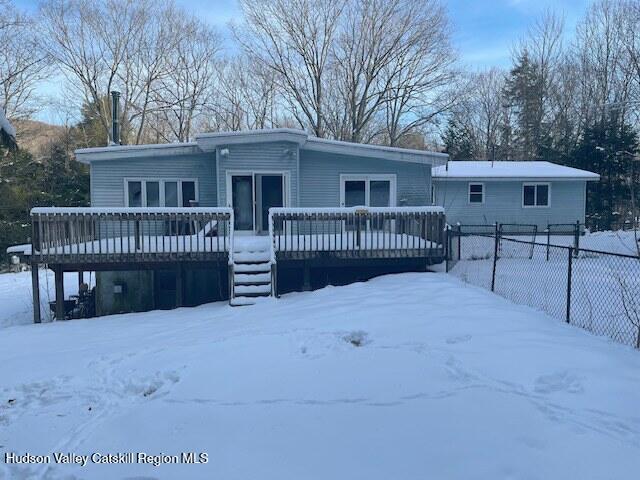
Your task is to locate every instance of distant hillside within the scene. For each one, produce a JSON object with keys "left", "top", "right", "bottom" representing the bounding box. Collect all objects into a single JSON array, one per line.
[{"left": 13, "top": 119, "right": 66, "bottom": 157}]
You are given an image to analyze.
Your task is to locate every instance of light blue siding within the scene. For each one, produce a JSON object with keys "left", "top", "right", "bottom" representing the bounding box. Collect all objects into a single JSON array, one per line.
[
  {"left": 216, "top": 142, "right": 299, "bottom": 207},
  {"left": 90, "top": 152, "right": 217, "bottom": 207},
  {"left": 299, "top": 150, "right": 432, "bottom": 207},
  {"left": 434, "top": 180, "right": 587, "bottom": 228}
]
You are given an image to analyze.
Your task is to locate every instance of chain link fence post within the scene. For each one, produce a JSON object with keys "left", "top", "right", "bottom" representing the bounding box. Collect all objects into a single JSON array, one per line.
[
  {"left": 491, "top": 223, "right": 499, "bottom": 292},
  {"left": 566, "top": 246, "right": 573, "bottom": 323}
]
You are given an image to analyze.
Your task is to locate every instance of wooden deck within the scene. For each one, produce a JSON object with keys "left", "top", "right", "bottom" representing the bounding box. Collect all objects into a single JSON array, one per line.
[{"left": 27, "top": 206, "right": 446, "bottom": 321}]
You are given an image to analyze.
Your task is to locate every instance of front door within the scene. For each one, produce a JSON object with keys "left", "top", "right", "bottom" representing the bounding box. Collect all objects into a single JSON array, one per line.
[{"left": 230, "top": 173, "right": 286, "bottom": 233}]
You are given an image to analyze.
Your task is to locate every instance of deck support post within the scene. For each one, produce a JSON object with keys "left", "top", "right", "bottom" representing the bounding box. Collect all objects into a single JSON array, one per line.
[
  {"left": 176, "top": 264, "right": 184, "bottom": 308},
  {"left": 78, "top": 270, "right": 84, "bottom": 288},
  {"left": 54, "top": 265, "right": 65, "bottom": 321},
  {"left": 303, "top": 263, "right": 311, "bottom": 291},
  {"left": 31, "top": 263, "right": 41, "bottom": 323}
]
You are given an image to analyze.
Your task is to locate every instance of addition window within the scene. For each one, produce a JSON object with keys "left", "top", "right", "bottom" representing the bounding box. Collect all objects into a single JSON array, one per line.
[
  {"left": 523, "top": 183, "right": 550, "bottom": 207},
  {"left": 125, "top": 179, "right": 198, "bottom": 207},
  {"left": 468, "top": 183, "right": 484, "bottom": 204}
]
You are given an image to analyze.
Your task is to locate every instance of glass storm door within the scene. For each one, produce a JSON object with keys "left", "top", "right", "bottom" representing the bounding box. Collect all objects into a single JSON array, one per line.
[
  {"left": 258, "top": 174, "right": 284, "bottom": 233},
  {"left": 231, "top": 175, "right": 254, "bottom": 231}
]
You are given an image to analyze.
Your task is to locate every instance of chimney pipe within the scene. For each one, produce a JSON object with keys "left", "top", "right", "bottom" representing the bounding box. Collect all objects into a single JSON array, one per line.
[{"left": 111, "top": 90, "right": 120, "bottom": 145}]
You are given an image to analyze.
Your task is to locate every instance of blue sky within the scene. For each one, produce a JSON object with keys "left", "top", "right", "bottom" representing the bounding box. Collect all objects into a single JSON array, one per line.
[
  {"left": 15, "top": 0, "right": 592, "bottom": 122},
  {"left": 167, "top": 0, "right": 591, "bottom": 68}
]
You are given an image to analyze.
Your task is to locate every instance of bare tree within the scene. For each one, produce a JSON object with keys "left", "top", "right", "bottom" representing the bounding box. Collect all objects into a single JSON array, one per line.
[
  {"left": 234, "top": 0, "right": 345, "bottom": 137},
  {"left": 39, "top": 0, "right": 221, "bottom": 145},
  {"left": 333, "top": 0, "right": 455, "bottom": 144},
  {"left": 574, "top": 0, "right": 633, "bottom": 128},
  {"left": 212, "top": 56, "right": 280, "bottom": 132},
  {"left": 155, "top": 16, "right": 221, "bottom": 142},
  {"left": 0, "top": 0, "right": 51, "bottom": 118},
  {"left": 448, "top": 68, "right": 507, "bottom": 159},
  {"left": 380, "top": 1, "right": 458, "bottom": 146}
]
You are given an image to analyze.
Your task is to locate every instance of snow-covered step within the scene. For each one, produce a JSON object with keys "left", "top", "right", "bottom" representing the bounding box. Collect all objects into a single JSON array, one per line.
[
  {"left": 234, "top": 284, "right": 272, "bottom": 296},
  {"left": 229, "top": 296, "right": 257, "bottom": 307},
  {"left": 234, "top": 272, "right": 271, "bottom": 284},
  {"left": 233, "top": 251, "right": 271, "bottom": 263},
  {"left": 233, "top": 262, "right": 271, "bottom": 273}
]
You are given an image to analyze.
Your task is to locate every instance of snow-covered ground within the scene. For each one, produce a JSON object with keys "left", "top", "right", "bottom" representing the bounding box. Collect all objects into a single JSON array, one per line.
[
  {"left": 450, "top": 230, "right": 640, "bottom": 347},
  {"left": 1, "top": 272, "right": 640, "bottom": 479},
  {"left": 0, "top": 271, "right": 94, "bottom": 328}
]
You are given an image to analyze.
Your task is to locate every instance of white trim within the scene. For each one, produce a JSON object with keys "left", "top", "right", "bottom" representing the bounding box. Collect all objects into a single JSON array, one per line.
[
  {"left": 124, "top": 178, "right": 199, "bottom": 207},
  {"left": 467, "top": 182, "right": 485, "bottom": 205},
  {"left": 339, "top": 174, "right": 397, "bottom": 207},
  {"left": 225, "top": 170, "right": 291, "bottom": 233},
  {"left": 522, "top": 182, "right": 551, "bottom": 208}
]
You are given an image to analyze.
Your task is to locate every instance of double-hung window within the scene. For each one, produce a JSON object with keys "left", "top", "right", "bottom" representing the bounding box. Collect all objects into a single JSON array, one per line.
[
  {"left": 522, "top": 183, "right": 550, "bottom": 207},
  {"left": 125, "top": 179, "right": 198, "bottom": 207},
  {"left": 468, "top": 183, "right": 484, "bottom": 204}
]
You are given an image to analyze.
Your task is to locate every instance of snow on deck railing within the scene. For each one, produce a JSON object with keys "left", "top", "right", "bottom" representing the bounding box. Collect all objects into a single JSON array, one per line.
[
  {"left": 31, "top": 207, "right": 233, "bottom": 215},
  {"left": 268, "top": 206, "right": 446, "bottom": 255},
  {"left": 30, "top": 207, "right": 235, "bottom": 263},
  {"left": 268, "top": 206, "right": 444, "bottom": 215}
]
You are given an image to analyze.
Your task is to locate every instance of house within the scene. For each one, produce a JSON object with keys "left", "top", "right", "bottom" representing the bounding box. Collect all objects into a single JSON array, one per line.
[
  {"left": 432, "top": 161, "right": 600, "bottom": 231},
  {"left": 0, "top": 108, "right": 17, "bottom": 149},
  {"left": 27, "top": 126, "right": 448, "bottom": 321}
]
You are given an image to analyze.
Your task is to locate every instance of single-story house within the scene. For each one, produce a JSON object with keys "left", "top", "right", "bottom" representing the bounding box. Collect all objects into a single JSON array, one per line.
[
  {"left": 27, "top": 127, "right": 449, "bottom": 320},
  {"left": 432, "top": 161, "right": 600, "bottom": 231}
]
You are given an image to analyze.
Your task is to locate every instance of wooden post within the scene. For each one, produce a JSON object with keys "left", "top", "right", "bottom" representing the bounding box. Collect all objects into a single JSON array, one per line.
[
  {"left": 303, "top": 263, "right": 312, "bottom": 291},
  {"left": 31, "top": 263, "right": 41, "bottom": 323},
  {"left": 176, "top": 264, "right": 184, "bottom": 308},
  {"left": 54, "top": 266, "right": 65, "bottom": 321},
  {"left": 78, "top": 270, "right": 84, "bottom": 288}
]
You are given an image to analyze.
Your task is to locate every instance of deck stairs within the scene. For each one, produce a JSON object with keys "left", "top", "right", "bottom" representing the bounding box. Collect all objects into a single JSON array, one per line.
[{"left": 230, "top": 236, "right": 273, "bottom": 306}]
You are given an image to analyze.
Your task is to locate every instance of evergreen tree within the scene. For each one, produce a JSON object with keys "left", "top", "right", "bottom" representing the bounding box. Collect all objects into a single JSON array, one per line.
[
  {"left": 443, "top": 118, "right": 474, "bottom": 160},
  {"left": 502, "top": 50, "right": 547, "bottom": 160},
  {"left": 571, "top": 115, "right": 638, "bottom": 230},
  {"left": 0, "top": 137, "right": 89, "bottom": 261}
]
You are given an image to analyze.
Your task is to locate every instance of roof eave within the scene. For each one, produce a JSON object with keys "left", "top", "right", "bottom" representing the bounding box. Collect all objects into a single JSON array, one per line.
[
  {"left": 304, "top": 137, "right": 448, "bottom": 166},
  {"left": 75, "top": 142, "right": 201, "bottom": 164},
  {"left": 195, "top": 128, "right": 308, "bottom": 151},
  {"left": 432, "top": 175, "right": 600, "bottom": 182}
]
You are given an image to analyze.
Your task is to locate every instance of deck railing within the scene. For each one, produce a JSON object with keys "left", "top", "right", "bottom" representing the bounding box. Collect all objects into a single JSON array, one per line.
[
  {"left": 30, "top": 207, "right": 233, "bottom": 264},
  {"left": 268, "top": 207, "right": 446, "bottom": 260}
]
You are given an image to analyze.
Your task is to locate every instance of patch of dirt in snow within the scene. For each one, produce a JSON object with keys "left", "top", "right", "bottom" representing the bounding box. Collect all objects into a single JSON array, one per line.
[{"left": 343, "top": 330, "right": 370, "bottom": 347}]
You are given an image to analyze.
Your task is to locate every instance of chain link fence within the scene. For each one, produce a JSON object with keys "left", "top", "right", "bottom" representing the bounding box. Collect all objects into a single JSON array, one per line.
[{"left": 447, "top": 224, "right": 640, "bottom": 349}]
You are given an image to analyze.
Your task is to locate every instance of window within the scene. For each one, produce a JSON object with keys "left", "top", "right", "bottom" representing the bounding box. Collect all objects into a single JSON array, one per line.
[
  {"left": 125, "top": 179, "right": 199, "bottom": 207},
  {"left": 468, "top": 183, "right": 484, "bottom": 204},
  {"left": 523, "top": 183, "right": 550, "bottom": 207},
  {"left": 146, "top": 181, "right": 160, "bottom": 207},
  {"left": 165, "top": 181, "right": 178, "bottom": 207},
  {"left": 340, "top": 175, "right": 397, "bottom": 207},
  {"left": 127, "top": 181, "right": 142, "bottom": 207}
]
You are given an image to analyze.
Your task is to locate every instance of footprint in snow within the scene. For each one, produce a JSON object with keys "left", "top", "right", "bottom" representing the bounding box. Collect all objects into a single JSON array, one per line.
[
  {"left": 446, "top": 334, "right": 472, "bottom": 344},
  {"left": 534, "top": 371, "right": 584, "bottom": 394}
]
